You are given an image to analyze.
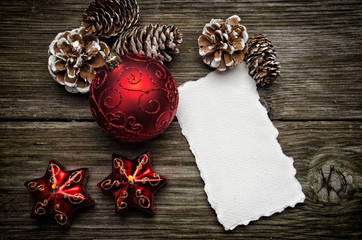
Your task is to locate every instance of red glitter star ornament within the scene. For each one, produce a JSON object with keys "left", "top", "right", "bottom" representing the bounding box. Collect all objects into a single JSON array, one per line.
[
  {"left": 98, "top": 152, "right": 167, "bottom": 214},
  {"left": 25, "top": 160, "right": 94, "bottom": 227}
]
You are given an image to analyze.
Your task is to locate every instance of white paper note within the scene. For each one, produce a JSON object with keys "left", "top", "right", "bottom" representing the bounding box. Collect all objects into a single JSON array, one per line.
[{"left": 176, "top": 63, "right": 305, "bottom": 231}]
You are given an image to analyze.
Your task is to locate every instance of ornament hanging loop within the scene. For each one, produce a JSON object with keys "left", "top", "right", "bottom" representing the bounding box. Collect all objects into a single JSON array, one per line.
[{"left": 104, "top": 52, "right": 122, "bottom": 70}]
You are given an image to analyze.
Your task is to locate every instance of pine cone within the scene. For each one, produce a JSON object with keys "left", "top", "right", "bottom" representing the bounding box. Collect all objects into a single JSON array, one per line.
[
  {"left": 112, "top": 24, "right": 183, "bottom": 62},
  {"left": 82, "top": 0, "right": 139, "bottom": 38},
  {"left": 245, "top": 34, "right": 280, "bottom": 86},
  {"left": 48, "top": 27, "right": 110, "bottom": 94},
  {"left": 198, "top": 15, "right": 248, "bottom": 71}
]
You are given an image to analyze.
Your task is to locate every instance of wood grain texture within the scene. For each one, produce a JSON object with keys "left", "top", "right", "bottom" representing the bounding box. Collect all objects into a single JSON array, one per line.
[
  {"left": 0, "top": 0, "right": 361, "bottom": 239},
  {"left": 0, "top": 0, "right": 361, "bottom": 120},
  {"left": 0, "top": 121, "right": 361, "bottom": 239}
]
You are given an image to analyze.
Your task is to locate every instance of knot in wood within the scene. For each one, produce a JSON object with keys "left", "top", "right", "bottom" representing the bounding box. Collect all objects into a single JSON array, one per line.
[{"left": 308, "top": 149, "right": 356, "bottom": 204}]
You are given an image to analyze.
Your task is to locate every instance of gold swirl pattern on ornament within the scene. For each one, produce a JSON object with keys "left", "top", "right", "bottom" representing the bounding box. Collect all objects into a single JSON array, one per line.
[
  {"left": 99, "top": 87, "right": 122, "bottom": 109},
  {"left": 93, "top": 69, "right": 107, "bottom": 89},
  {"left": 54, "top": 204, "right": 68, "bottom": 225},
  {"left": 140, "top": 173, "right": 161, "bottom": 186},
  {"left": 138, "top": 90, "right": 162, "bottom": 114},
  {"left": 64, "top": 170, "right": 82, "bottom": 187},
  {"left": 106, "top": 111, "right": 125, "bottom": 125},
  {"left": 126, "top": 67, "right": 142, "bottom": 84},
  {"left": 146, "top": 61, "right": 167, "bottom": 86},
  {"left": 114, "top": 158, "right": 128, "bottom": 177},
  {"left": 165, "top": 76, "right": 178, "bottom": 111},
  {"left": 116, "top": 190, "right": 128, "bottom": 210},
  {"left": 137, "top": 154, "right": 149, "bottom": 170},
  {"left": 124, "top": 116, "right": 143, "bottom": 133},
  {"left": 165, "top": 76, "right": 178, "bottom": 108},
  {"left": 64, "top": 193, "right": 84, "bottom": 204},
  {"left": 48, "top": 163, "right": 60, "bottom": 184},
  {"left": 34, "top": 199, "right": 48, "bottom": 215},
  {"left": 135, "top": 189, "right": 150, "bottom": 209},
  {"left": 100, "top": 179, "right": 124, "bottom": 190},
  {"left": 155, "top": 111, "right": 173, "bottom": 130},
  {"left": 27, "top": 181, "right": 45, "bottom": 192},
  {"left": 90, "top": 91, "right": 124, "bottom": 137},
  {"left": 118, "top": 67, "right": 145, "bottom": 92},
  {"left": 165, "top": 76, "right": 177, "bottom": 91}
]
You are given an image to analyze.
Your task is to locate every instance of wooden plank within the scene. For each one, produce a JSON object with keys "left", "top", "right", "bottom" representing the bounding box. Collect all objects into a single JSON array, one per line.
[
  {"left": 0, "top": 0, "right": 361, "bottom": 120},
  {"left": 0, "top": 0, "right": 361, "bottom": 239},
  {"left": 0, "top": 121, "right": 361, "bottom": 239}
]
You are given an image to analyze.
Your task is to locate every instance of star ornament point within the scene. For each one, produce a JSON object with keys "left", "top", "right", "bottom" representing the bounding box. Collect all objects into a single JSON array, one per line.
[
  {"left": 25, "top": 160, "right": 94, "bottom": 227},
  {"left": 98, "top": 152, "right": 167, "bottom": 214}
]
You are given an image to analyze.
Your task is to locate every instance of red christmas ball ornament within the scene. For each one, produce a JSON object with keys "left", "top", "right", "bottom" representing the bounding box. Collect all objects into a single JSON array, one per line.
[{"left": 89, "top": 53, "right": 179, "bottom": 142}]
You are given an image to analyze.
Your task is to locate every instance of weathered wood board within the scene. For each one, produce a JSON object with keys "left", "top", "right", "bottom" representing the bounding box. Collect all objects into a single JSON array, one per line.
[{"left": 0, "top": 0, "right": 361, "bottom": 239}]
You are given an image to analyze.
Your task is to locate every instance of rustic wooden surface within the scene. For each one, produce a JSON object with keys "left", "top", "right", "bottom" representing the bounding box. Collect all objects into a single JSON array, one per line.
[{"left": 0, "top": 0, "right": 361, "bottom": 239}]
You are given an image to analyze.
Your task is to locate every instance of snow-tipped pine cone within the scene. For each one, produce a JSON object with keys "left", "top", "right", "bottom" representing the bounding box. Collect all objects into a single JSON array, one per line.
[
  {"left": 245, "top": 34, "right": 280, "bottom": 86},
  {"left": 48, "top": 27, "right": 110, "bottom": 94},
  {"left": 198, "top": 15, "right": 248, "bottom": 71},
  {"left": 82, "top": 0, "right": 139, "bottom": 38},
  {"left": 112, "top": 23, "right": 182, "bottom": 63}
]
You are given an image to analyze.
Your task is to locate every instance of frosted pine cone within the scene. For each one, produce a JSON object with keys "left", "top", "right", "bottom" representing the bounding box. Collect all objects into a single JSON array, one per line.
[
  {"left": 48, "top": 27, "right": 110, "bottom": 94},
  {"left": 245, "top": 34, "right": 280, "bottom": 86},
  {"left": 112, "top": 24, "right": 182, "bottom": 62},
  {"left": 82, "top": 0, "right": 139, "bottom": 38},
  {"left": 198, "top": 15, "right": 248, "bottom": 71}
]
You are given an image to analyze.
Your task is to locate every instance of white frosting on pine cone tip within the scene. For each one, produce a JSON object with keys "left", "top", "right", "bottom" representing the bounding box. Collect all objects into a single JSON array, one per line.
[
  {"left": 214, "top": 55, "right": 222, "bottom": 62},
  {"left": 76, "top": 84, "right": 90, "bottom": 94},
  {"left": 87, "top": 41, "right": 101, "bottom": 52},
  {"left": 48, "top": 55, "right": 58, "bottom": 73},
  {"left": 226, "top": 24, "right": 232, "bottom": 32},
  {"left": 66, "top": 68, "right": 77, "bottom": 79},
  {"left": 203, "top": 57, "right": 211, "bottom": 65},
  {"left": 70, "top": 28, "right": 80, "bottom": 35},
  {"left": 228, "top": 45, "right": 235, "bottom": 54},
  {"left": 48, "top": 40, "right": 57, "bottom": 56},
  {"left": 241, "top": 41, "right": 246, "bottom": 49},
  {"left": 64, "top": 79, "right": 76, "bottom": 88},
  {"left": 222, "top": 33, "right": 228, "bottom": 40},
  {"left": 160, "top": 32, "right": 166, "bottom": 41},
  {"left": 210, "top": 59, "right": 219, "bottom": 68},
  {"left": 65, "top": 85, "right": 79, "bottom": 94},
  {"left": 226, "top": 59, "right": 235, "bottom": 67},
  {"left": 57, "top": 38, "right": 69, "bottom": 51},
  {"left": 73, "top": 40, "right": 81, "bottom": 50},
  {"left": 199, "top": 45, "right": 215, "bottom": 57},
  {"left": 223, "top": 41, "right": 230, "bottom": 48},
  {"left": 243, "top": 30, "right": 249, "bottom": 42},
  {"left": 54, "top": 31, "right": 64, "bottom": 42},
  {"left": 47, "top": 62, "right": 58, "bottom": 83},
  {"left": 227, "top": 15, "right": 241, "bottom": 23},
  {"left": 74, "top": 57, "right": 83, "bottom": 69}
]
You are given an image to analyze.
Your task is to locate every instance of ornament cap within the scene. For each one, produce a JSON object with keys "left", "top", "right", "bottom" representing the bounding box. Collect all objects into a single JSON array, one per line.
[{"left": 104, "top": 52, "right": 122, "bottom": 70}]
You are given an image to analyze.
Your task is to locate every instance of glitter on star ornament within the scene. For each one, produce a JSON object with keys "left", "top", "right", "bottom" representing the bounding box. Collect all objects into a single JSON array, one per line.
[
  {"left": 25, "top": 160, "right": 94, "bottom": 227},
  {"left": 98, "top": 152, "right": 167, "bottom": 214}
]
